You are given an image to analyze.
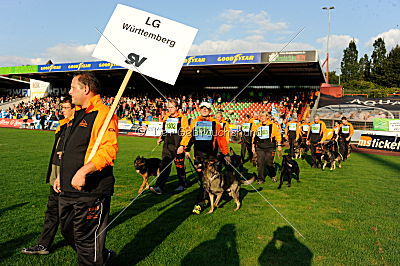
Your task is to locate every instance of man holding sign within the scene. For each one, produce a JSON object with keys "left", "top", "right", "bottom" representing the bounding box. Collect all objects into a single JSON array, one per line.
[{"left": 53, "top": 73, "right": 118, "bottom": 265}]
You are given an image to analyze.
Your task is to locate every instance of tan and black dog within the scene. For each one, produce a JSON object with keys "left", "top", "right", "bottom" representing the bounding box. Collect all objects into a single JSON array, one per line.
[
  {"left": 134, "top": 156, "right": 161, "bottom": 194},
  {"left": 321, "top": 140, "right": 343, "bottom": 171},
  {"left": 202, "top": 158, "right": 255, "bottom": 214}
]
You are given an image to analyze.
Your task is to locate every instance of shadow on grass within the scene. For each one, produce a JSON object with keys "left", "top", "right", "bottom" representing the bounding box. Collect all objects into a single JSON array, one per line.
[
  {"left": 0, "top": 202, "right": 29, "bottom": 217},
  {"left": 357, "top": 152, "right": 400, "bottom": 171},
  {"left": 0, "top": 232, "right": 39, "bottom": 261},
  {"left": 181, "top": 224, "right": 239, "bottom": 266},
  {"left": 50, "top": 239, "right": 69, "bottom": 252},
  {"left": 258, "top": 226, "right": 313, "bottom": 266},
  {"left": 108, "top": 172, "right": 197, "bottom": 232},
  {"left": 113, "top": 190, "right": 197, "bottom": 265}
]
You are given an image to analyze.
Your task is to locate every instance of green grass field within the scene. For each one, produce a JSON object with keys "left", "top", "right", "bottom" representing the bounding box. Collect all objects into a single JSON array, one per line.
[{"left": 0, "top": 128, "right": 399, "bottom": 265}]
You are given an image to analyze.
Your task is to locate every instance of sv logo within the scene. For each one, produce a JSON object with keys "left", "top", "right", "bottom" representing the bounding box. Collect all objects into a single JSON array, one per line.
[{"left": 125, "top": 53, "right": 147, "bottom": 67}]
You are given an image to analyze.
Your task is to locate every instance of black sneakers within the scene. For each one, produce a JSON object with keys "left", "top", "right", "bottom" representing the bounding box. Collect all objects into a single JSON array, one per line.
[{"left": 21, "top": 244, "right": 49, "bottom": 255}]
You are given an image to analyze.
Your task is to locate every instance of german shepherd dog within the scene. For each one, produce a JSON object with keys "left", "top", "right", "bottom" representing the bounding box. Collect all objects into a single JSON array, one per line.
[
  {"left": 134, "top": 156, "right": 161, "bottom": 194},
  {"left": 202, "top": 156, "right": 256, "bottom": 214},
  {"left": 278, "top": 155, "right": 300, "bottom": 189},
  {"left": 293, "top": 141, "right": 301, "bottom": 159},
  {"left": 251, "top": 151, "right": 258, "bottom": 167},
  {"left": 321, "top": 140, "right": 343, "bottom": 171},
  {"left": 294, "top": 138, "right": 308, "bottom": 159}
]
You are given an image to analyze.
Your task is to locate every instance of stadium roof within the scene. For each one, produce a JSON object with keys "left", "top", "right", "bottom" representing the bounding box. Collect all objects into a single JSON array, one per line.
[{"left": 1, "top": 50, "right": 325, "bottom": 91}]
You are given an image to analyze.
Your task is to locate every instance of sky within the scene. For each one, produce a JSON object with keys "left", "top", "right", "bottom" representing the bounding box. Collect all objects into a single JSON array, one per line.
[{"left": 0, "top": 0, "right": 399, "bottom": 72}]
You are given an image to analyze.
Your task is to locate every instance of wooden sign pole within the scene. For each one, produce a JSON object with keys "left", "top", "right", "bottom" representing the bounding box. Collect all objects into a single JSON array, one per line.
[{"left": 85, "top": 69, "right": 133, "bottom": 164}]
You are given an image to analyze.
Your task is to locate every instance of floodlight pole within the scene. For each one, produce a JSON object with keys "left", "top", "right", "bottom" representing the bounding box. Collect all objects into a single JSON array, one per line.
[{"left": 322, "top": 6, "right": 334, "bottom": 84}]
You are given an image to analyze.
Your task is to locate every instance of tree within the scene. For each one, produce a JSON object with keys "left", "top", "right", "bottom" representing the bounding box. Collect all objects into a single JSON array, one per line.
[
  {"left": 370, "top": 37, "right": 387, "bottom": 85},
  {"left": 383, "top": 45, "right": 400, "bottom": 87},
  {"left": 328, "top": 71, "right": 340, "bottom": 84},
  {"left": 358, "top": 54, "right": 371, "bottom": 81},
  {"left": 340, "top": 40, "right": 360, "bottom": 82}
]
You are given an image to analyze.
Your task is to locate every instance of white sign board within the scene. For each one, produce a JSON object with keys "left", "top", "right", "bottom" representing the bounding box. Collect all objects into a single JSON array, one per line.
[
  {"left": 30, "top": 79, "right": 50, "bottom": 101},
  {"left": 389, "top": 120, "right": 400, "bottom": 132},
  {"left": 92, "top": 4, "right": 198, "bottom": 85},
  {"left": 145, "top": 122, "right": 163, "bottom": 137}
]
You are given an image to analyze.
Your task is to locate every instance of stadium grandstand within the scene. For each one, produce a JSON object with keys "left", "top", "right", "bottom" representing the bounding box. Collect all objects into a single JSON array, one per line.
[{"left": 0, "top": 50, "right": 325, "bottom": 131}]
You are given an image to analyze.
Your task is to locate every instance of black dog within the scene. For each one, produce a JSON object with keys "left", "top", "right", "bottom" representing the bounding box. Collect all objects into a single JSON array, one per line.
[
  {"left": 134, "top": 156, "right": 161, "bottom": 194},
  {"left": 229, "top": 147, "right": 244, "bottom": 171},
  {"left": 321, "top": 140, "right": 343, "bottom": 171},
  {"left": 278, "top": 155, "right": 300, "bottom": 189}
]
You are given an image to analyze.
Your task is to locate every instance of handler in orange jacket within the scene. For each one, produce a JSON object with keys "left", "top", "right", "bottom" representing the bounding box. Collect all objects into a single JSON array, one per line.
[
  {"left": 178, "top": 102, "right": 230, "bottom": 214},
  {"left": 251, "top": 111, "right": 282, "bottom": 184}
]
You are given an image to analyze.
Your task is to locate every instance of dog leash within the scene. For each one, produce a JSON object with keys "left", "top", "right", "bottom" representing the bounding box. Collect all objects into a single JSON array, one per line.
[
  {"left": 187, "top": 156, "right": 197, "bottom": 171},
  {"left": 148, "top": 143, "right": 160, "bottom": 156}
]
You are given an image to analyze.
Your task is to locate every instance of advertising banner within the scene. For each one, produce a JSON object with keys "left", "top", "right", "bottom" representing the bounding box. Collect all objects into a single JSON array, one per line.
[
  {"left": 0, "top": 65, "right": 38, "bottom": 75},
  {"left": 183, "top": 53, "right": 261, "bottom": 66},
  {"left": 358, "top": 133, "right": 400, "bottom": 152},
  {"left": 261, "top": 51, "right": 317, "bottom": 63},
  {"left": 373, "top": 118, "right": 400, "bottom": 131},
  {"left": 0, "top": 118, "right": 34, "bottom": 129},
  {"left": 317, "top": 95, "right": 400, "bottom": 121},
  {"left": 145, "top": 122, "right": 163, "bottom": 136}
]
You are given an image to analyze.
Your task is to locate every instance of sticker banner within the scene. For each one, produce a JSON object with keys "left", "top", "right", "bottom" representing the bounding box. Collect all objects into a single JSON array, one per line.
[
  {"left": 358, "top": 133, "right": 400, "bottom": 152},
  {"left": 92, "top": 4, "right": 198, "bottom": 85}
]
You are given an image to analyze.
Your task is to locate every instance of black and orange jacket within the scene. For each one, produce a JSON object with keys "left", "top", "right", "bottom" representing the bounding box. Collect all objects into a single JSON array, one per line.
[
  {"left": 299, "top": 122, "right": 311, "bottom": 138},
  {"left": 252, "top": 120, "right": 282, "bottom": 149},
  {"left": 180, "top": 116, "right": 229, "bottom": 156},
  {"left": 218, "top": 119, "right": 230, "bottom": 144},
  {"left": 60, "top": 95, "right": 119, "bottom": 196},
  {"left": 285, "top": 121, "right": 300, "bottom": 140},
  {"left": 307, "top": 120, "right": 327, "bottom": 143},
  {"left": 46, "top": 117, "right": 71, "bottom": 184},
  {"left": 241, "top": 120, "right": 254, "bottom": 143},
  {"left": 338, "top": 122, "right": 354, "bottom": 138},
  {"left": 250, "top": 118, "right": 260, "bottom": 130},
  {"left": 160, "top": 112, "right": 189, "bottom": 146}
]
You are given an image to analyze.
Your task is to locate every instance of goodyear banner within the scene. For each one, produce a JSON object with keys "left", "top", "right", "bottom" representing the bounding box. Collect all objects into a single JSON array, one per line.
[
  {"left": 358, "top": 133, "right": 400, "bottom": 152},
  {"left": 183, "top": 53, "right": 261, "bottom": 66},
  {"left": 36, "top": 53, "right": 261, "bottom": 73},
  {"left": 38, "top": 61, "right": 124, "bottom": 73}
]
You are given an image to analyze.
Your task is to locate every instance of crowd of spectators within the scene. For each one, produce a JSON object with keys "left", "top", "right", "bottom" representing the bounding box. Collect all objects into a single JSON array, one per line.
[
  {"left": 0, "top": 91, "right": 315, "bottom": 127},
  {"left": 0, "top": 96, "right": 23, "bottom": 104}
]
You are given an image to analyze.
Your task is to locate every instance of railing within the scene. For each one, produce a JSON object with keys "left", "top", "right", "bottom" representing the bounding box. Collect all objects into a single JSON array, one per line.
[
  {"left": 321, "top": 118, "right": 374, "bottom": 130},
  {"left": 343, "top": 94, "right": 368, "bottom": 97}
]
